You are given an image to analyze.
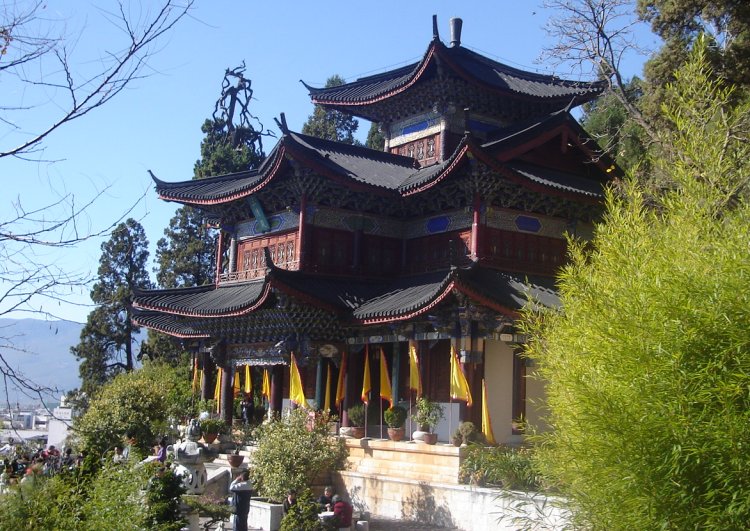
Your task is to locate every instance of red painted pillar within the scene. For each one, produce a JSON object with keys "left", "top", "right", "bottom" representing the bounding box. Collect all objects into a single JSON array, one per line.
[
  {"left": 296, "top": 194, "right": 307, "bottom": 271},
  {"left": 470, "top": 193, "right": 481, "bottom": 259}
]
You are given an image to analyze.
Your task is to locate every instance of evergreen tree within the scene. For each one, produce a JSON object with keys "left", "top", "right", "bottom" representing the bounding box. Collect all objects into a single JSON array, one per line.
[
  {"left": 365, "top": 121, "right": 385, "bottom": 151},
  {"left": 72, "top": 219, "right": 152, "bottom": 395},
  {"left": 147, "top": 66, "right": 270, "bottom": 362},
  {"left": 302, "top": 75, "right": 359, "bottom": 144},
  {"left": 638, "top": 0, "right": 750, "bottom": 122},
  {"left": 580, "top": 77, "right": 650, "bottom": 176}
]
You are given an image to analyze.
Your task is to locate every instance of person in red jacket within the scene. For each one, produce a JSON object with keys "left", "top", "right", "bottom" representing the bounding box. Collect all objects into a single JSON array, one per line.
[{"left": 331, "top": 494, "right": 353, "bottom": 529}]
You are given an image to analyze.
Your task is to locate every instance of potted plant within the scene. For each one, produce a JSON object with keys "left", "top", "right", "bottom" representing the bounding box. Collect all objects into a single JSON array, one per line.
[
  {"left": 384, "top": 405, "right": 407, "bottom": 441},
  {"left": 200, "top": 417, "right": 227, "bottom": 444},
  {"left": 342, "top": 404, "right": 366, "bottom": 439},
  {"left": 412, "top": 397, "right": 444, "bottom": 444}
]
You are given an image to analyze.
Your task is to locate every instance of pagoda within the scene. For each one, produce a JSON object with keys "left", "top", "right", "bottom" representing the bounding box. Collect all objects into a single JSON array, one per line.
[{"left": 133, "top": 16, "right": 614, "bottom": 444}]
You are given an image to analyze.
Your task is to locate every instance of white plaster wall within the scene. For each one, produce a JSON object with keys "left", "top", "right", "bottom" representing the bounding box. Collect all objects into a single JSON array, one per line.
[
  {"left": 483, "top": 339, "right": 514, "bottom": 444},
  {"left": 336, "top": 471, "right": 570, "bottom": 531}
]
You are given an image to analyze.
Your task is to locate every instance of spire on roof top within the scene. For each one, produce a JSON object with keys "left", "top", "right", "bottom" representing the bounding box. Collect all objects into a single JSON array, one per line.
[
  {"left": 450, "top": 17, "right": 463, "bottom": 47},
  {"left": 274, "top": 113, "right": 289, "bottom": 135},
  {"left": 432, "top": 14, "right": 440, "bottom": 41}
]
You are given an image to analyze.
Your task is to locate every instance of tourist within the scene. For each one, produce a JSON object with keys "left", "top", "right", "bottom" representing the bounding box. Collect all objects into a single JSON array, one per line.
[
  {"left": 229, "top": 469, "right": 253, "bottom": 531},
  {"left": 122, "top": 429, "right": 137, "bottom": 460},
  {"left": 318, "top": 485, "right": 334, "bottom": 512},
  {"left": 156, "top": 437, "right": 168, "bottom": 463},
  {"left": 282, "top": 488, "right": 297, "bottom": 516},
  {"left": 112, "top": 445, "right": 126, "bottom": 464},
  {"left": 332, "top": 494, "right": 353, "bottom": 530},
  {"left": 240, "top": 393, "right": 253, "bottom": 425}
]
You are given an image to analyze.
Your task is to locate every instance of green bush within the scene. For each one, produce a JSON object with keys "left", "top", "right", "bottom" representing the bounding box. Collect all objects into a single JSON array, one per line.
[
  {"left": 383, "top": 405, "right": 407, "bottom": 428},
  {"left": 524, "top": 41, "right": 750, "bottom": 529},
  {"left": 199, "top": 417, "right": 228, "bottom": 435},
  {"left": 250, "top": 409, "right": 348, "bottom": 502},
  {"left": 459, "top": 445, "right": 542, "bottom": 491},
  {"left": 346, "top": 404, "right": 365, "bottom": 427},
  {"left": 75, "top": 362, "right": 192, "bottom": 456},
  {"left": 412, "top": 397, "right": 443, "bottom": 432},
  {"left": 279, "top": 489, "right": 334, "bottom": 531}
]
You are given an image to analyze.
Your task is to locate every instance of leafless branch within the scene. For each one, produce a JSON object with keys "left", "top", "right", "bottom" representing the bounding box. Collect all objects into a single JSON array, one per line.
[
  {"left": 1, "top": 0, "right": 194, "bottom": 159},
  {"left": 541, "top": 0, "right": 658, "bottom": 143}
]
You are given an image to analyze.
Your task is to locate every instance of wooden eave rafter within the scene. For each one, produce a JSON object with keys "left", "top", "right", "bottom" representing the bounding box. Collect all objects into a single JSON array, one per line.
[
  {"left": 452, "top": 280, "right": 519, "bottom": 319},
  {"left": 493, "top": 119, "right": 615, "bottom": 176}
]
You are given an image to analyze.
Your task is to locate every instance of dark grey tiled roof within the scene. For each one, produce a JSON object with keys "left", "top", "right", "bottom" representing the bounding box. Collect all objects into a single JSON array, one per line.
[
  {"left": 132, "top": 265, "right": 559, "bottom": 337},
  {"left": 152, "top": 113, "right": 610, "bottom": 205},
  {"left": 152, "top": 143, "right": 283, "bottom": 203},
  {"left": 507, "top": 162, "right": 605, "bottom": 198},
  {"left": 456, "top": 268, "right": 561, "bottom": 312},
  {"left": 306, "top": 40, "right": 604, "bottom": 105},
  {"left": 132, "top": 281, "right": 267, "bottom": 316},
  {"left": 351, "top": 270, "right": 453, "bottom": 320},
  {"left": 287, "top": 132, "right": 416, "bottom": 189},
  {"left": 132, "top": 311, "right": 208, "bottom": 338}
]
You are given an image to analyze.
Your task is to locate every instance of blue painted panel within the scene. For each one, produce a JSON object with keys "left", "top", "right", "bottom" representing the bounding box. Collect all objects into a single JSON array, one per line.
[
  {"left": 515, "top": 215, "right": 542, "bottom": 233},
  {"left": 426, "top": 216, "right": 451, "bottom": 233},
  {"left": 402, "top": 120, "right": 430, "bottom": 135}
]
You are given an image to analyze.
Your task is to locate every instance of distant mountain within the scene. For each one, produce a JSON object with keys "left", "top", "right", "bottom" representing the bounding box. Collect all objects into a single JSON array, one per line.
[{"left": 0, "top": 318, "right": 83, "bottom": 400}]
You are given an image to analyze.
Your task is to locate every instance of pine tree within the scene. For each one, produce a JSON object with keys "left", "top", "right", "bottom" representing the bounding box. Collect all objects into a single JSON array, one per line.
[
  {"left": 72, "top": 219, "right": 152, "bottom": 395},
  {"left": 302, "top": 75, "right": 359, "bottom": 144}
]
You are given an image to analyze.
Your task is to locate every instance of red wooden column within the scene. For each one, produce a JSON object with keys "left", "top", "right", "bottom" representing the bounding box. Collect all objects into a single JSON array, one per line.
[
  {"left": 296, "top": 194, "right": 307, "bottom": 270},
  {"left": 470, "top": 193, "right": 481, "bottom": 259},
  {"left": 215, "top": 230, "right": 224, "bottom": 284},
  {"left": 220, "top": 363, "right": 234, "bottom": 424},
  {"left": 200, "top": 352, "right": 215, "bottom": 402},
  {"left": 270, "top": 364, "right": 284, "bottom": 416}
]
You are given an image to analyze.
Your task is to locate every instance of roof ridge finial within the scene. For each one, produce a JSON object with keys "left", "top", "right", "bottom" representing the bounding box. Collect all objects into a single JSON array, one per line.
[
  {"left": 450, "top": 17, "right": 463, "bottom": 48},
  {"left": 274, "top": 113, "right": 289, "bottom": 135},
  {"left": 432, "top": 14, "right": 439, "bottom": 41}
]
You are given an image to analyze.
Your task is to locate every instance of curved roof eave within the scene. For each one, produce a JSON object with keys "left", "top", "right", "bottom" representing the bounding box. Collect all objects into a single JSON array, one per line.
[
  {"left": 353, "top": 278, "right": 457, "bottom": 325},
  {"left": 132, "top": 281, "right": 272, "bottom": 318},
  {"left": 153, "top": 143, "right": 287, "bottom": 206},
  {"left": 132, "top": 311, "right": 210, "bottom": 339},
  {"left": 399, "top": 134, "right": 604, "bottom": 202},
  {"left": 307, "top": 42, "right": 437, "bottom": 107},
  {"left": 306, "top": 40, "right": 604, "bottom": 108}
]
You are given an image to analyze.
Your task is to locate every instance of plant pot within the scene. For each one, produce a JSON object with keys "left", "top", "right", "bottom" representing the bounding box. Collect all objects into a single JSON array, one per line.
[
  {"left": 387, "top": 427, "right": 405, "bottom": 441},
  {"left": 227, "top": 454, "right": 245, "bottom": 467},
  {"left": 413, "top": 430, "right": 437, "bottom": 444},
  {"left": 203, "top": 432, "right": 218, "bottom": 444},
  {"left": 340, "top": 426, "right": 365, "bottom": 439}
]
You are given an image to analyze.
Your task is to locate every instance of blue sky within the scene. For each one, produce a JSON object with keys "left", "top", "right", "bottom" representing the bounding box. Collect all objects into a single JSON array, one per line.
[{"left": 2, "top": 1, "right": 657, "bottom": 324}]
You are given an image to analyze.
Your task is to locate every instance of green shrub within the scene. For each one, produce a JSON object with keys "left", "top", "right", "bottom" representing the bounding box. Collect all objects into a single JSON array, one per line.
[
  {"left": 199, "top": 417, "right": 228, "bottom": 435},
  {"left": 383, "top": 405, "right": 407, "bottom": 428},
  {"left": 346, "top": 404, "right": 365, "bottom": 427},
  {"left": 524, "top": 41, "right": 750, "bottom": 529},
  {"left": 250, "top": 409, "right": 348, "bottom": 502},
  {"left": 279, "top": 489, "right": 334, "bottom": 531},
  {"left": 75, "top": 362, "right": 192, "bottom": 456},
  {"left": 459, "top": 445, "right": 542, "bottom": 491},
  {"left": 412, "top": 397, "right": 443, "bottom": 432}
]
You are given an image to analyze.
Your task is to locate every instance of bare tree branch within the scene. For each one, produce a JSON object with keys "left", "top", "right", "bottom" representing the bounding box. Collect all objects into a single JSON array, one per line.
[
  {"left": 1, "top": 0, "right": 194, "bottom": 159},
  {"left": 541, "top": 0, "right": 659, "bottom": 143}
]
